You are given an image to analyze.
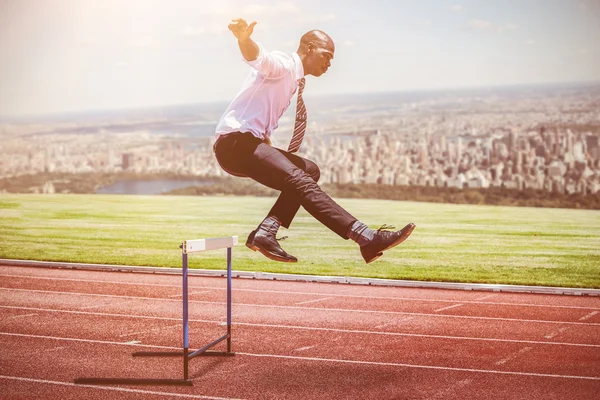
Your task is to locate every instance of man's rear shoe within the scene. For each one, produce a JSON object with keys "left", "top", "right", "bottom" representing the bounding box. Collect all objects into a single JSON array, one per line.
[
  {"left": 360, "top": 223, "right": 415, "bottom": 264},
  {"left": 246, "top": 229, "right": 298, "bottom": 263}
]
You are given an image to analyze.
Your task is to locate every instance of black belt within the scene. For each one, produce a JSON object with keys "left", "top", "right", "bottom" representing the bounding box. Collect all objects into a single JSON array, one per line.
[{"left": 213, "top": 132, "right": 261, "bottom": 152}]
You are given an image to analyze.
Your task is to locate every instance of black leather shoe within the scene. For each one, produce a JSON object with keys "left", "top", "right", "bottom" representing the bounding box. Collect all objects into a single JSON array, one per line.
[
  {"left": 360, "top": 223, "right": 415, "bottom": 264},
  {"left": 246, "top": 229, "right": 298, "bottom": 263}
]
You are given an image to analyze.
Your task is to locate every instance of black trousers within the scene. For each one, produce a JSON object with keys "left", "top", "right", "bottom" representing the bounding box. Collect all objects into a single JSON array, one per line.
[{"left": 213, "top": 131, "right": 357, "bottom": 239}]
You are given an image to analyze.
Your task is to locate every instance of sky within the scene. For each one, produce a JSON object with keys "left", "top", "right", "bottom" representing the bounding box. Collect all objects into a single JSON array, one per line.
[{"left": 1, "top": 0, "right": 599, "bottom": 118}]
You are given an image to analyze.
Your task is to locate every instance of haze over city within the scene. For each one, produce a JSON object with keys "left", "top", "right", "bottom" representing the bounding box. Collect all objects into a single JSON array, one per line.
[{"left": 1, "top": 0, "right": 599, "bottom": 118}]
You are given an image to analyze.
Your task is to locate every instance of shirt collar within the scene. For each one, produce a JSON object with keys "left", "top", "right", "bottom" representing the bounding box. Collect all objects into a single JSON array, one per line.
[{"left": 291, "top": 52, "right": 304, "bottom": 81}]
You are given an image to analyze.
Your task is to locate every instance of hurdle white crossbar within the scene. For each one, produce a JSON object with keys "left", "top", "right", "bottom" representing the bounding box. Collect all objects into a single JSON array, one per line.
[
  {"left": 183, "top": 236, "right": 238, "bottom": 254},
  {"left": 75, "top": 236, "right": 238, "bottom": 386}
]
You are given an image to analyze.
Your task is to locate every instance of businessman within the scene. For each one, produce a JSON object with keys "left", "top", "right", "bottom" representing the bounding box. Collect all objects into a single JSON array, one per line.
[{"left": 213, "top": 18, "right": 415, "bottom": 264}]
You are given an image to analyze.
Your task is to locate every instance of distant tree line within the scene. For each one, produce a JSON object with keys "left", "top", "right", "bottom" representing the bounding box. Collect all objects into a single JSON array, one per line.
[
  {"left": 1, "top": 172, "right": 598, "bottom": 210},
  {"left": 321, "top": 183, "right": 600, "bottom": 209},
  {"left": 170, "top": 177, "right": 600, "bottom": 210}
]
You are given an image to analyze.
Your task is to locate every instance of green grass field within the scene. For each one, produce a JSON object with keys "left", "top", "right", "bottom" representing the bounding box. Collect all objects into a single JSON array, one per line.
[{"left": 1, "top": 194, "right": 599, "bottom": 288}]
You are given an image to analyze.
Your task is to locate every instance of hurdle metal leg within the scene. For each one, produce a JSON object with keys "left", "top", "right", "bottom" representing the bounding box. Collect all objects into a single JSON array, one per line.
[
  {"left": 227, "top": 246, "right": 232, "bottom": 353},
  {"left": 75, "top": 236, "right": 237, "bottom": 386}
]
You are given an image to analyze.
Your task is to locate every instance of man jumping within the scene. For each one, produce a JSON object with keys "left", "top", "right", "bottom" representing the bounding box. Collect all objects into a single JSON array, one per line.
[{"left": 213, "top": 18, "right": 415, "bottom": 264}]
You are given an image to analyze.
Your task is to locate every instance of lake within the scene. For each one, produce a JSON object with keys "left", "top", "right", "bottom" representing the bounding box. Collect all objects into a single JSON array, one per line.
[{"left": 96, "top": 179, "right": 212, "bottom": 195}]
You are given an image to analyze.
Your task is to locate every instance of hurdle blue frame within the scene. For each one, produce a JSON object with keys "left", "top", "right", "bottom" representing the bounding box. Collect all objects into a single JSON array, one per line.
[{"left": 75, "top": 236, "right": 237, "bottom": 386}]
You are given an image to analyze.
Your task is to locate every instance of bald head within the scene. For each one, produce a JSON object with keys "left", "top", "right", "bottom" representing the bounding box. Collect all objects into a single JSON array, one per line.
[
  {"left": 299, "top": 30, "right": 334, "bottom": 51},
  {"left": 297, "top": 30, "right": 335, "bottom": 77}
]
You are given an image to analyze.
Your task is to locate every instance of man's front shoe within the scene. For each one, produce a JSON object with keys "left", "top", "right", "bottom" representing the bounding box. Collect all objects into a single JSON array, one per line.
[
  {"left": 360, "top": 223, "right": 415, "bottom": 264},
  {"left": 246, "top": 229, "right": 298, "bottom": 263}
]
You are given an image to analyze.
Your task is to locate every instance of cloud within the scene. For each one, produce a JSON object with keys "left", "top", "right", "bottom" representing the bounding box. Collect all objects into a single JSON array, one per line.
[
  {"left": 129, "top": 38, "right": 163, "bottom": 48},
  {"left": 467, "top": 20, "right": 520, "bottom": 33},
  {"left": 242, "top": 2, "right": 300, "bottom": 15},
  {"left": 415, "top": 19, "right": 432, "bottom": 28},
  {"left": 344, "top": 40, "right": 355, "bottom": 47},
  {"left": 525, "top": 39, "right": 536, "bottom": 45},
  {"left": 296, "top": 12, "right": 336, "bottom": 24},
  {"left": 467, "top": 19, "right": 493, "bottom": 30},
  {"left": 578, "top": 0, "right": 600, "bottom": 12},
  {"left": 78, "top": 38, "right": 100, "bottom": 46},
  {"left": 271, "top": 2, "right": 300, "bottom": 14},
  {"left": 178, "top": 24, "right": 225, "bottom": 37},
  {"left": 498, "top": 23, "right": 519, "bottom": 32},
  {"left": 199, "top": 2, "right": 299, "bottom": 18},
  {"left": 179, "top": 26, "right": 206, "bottom": 37},
  {"left": 243, "top": 4, "right": 268, "bottom": 16},
  {"left": 192, "top": 2, "right": 327, "bottom": 31},
  {"left": 450, "top": 4, "right": 463, "bottom": 12}
]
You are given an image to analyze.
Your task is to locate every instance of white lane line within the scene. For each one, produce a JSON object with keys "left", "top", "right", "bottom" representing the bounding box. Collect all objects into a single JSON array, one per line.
[
  {"left": 2, "top": 307, "right": 600, "bottom": 348},
  {"left": 2, "top": 288, "right": 599, "bottom": 326},
  {"left": 434, "top": 304, "right": 464, "bottom": 312},
  {"left": 238, "top": 352, "right": 600, "bottom": 381},
  {"left": 0, "top": 375, "right": 241, "bottom": 399},
  {"left": 218, "top": 322, "right": 600, "bottom": 348},
  {"left": 579, "top": 311, "right": 599, "bottom": 321},
  {"left": 0, "top": 287, "right": 178, "bottom": 303},
  {"left": 0, "top": 331, "right": 178, "bottom": 349},
  {"left": 295, "top": 346, "right": 314, "bottom": 352},
  {"left": 1, "top": 274, "right": 597, "bottom": 310},
  {"left": 296, "top": 297, "right": 332, "bottom": 305},
  {"left": 2, "top": 333, "right": 599, "bottom": 381},
  {"left": 495, "top": 346, "right": 533, "bottom": 365}
]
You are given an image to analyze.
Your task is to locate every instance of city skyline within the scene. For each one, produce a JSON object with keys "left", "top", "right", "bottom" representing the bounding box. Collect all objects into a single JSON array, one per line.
[
  {"left": 2, "top": 83, "right": 598, "bottom": 199},
  {"left": 1, "top": 0, "right": 600, "bottom": 118}
]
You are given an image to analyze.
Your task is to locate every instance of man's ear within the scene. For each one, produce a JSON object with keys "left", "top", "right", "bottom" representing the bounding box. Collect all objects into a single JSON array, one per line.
[{"left": 307, "top": 42, "right": 316, "bottom": 53}]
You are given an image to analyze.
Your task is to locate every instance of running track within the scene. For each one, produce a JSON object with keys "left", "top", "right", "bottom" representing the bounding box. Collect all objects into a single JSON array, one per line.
[{"left": 0, "top": 265, "right": 599, "bottom": 399}]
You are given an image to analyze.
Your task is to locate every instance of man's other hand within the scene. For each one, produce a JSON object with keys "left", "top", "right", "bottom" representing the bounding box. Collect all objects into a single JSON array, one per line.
[{"left": 228, "top": 18, "right": 257, "bottom": 41}]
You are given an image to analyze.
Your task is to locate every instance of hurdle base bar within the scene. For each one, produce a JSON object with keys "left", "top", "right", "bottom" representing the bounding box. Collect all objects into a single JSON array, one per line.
[
  {"left": 74, "top": 377, "right": 193, "bottom": 386},
  {"left": 73, "top": 346, "right": 233, "bottom": 386},
  {"left": 74, "top": 331, "right": 234, "bottom": 386},
  {"left": 132, "top": 350, "right": 236, "bottom": 357},
  {"left": 132, "top": 351, "right": 235, "bottom": 357},
  {"left": 133, "top": 333, "right": 235, "bottom": 359}
]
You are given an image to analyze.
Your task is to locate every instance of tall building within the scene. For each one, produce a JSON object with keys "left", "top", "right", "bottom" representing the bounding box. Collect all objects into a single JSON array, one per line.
[
  {"left": 122, "top": 153, "right": 134, "bottom": 170},
  {"left": 567, "top": 129, "right": 574, "bottom": 154},
  {"left": 508, "top": 131, "right": 517, "bottom": 153}
]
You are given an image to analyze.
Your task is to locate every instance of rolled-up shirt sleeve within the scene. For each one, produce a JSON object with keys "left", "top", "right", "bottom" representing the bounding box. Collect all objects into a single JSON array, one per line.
[{"left": 243, "top": 42, "right": 290, "bottom": 78}]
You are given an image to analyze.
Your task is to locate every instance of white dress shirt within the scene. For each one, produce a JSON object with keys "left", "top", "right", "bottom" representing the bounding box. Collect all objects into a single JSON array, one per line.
[{"left": 215, "top": 42, "right": 305, "bottom": 141}]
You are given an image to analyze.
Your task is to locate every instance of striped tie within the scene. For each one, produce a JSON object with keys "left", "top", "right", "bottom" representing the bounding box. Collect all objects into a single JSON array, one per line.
[{"left": 288, "top": 78, "right": 306, "bottom": 153}]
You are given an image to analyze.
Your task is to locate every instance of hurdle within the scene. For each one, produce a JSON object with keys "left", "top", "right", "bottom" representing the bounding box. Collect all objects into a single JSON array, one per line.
[{"left": 75, "top": 236, "right": 238, "bottom": 386}]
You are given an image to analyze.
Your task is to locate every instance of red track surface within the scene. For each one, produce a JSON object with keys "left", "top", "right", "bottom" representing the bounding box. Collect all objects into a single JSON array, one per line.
[{"left": 1, "top": 265, "right": 599, "bottom": 399}]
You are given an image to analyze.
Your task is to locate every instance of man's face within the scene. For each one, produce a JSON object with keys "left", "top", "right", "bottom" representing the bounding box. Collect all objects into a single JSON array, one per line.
[{"left": 307, "top": 40, "right": 335, "bottom": 77}]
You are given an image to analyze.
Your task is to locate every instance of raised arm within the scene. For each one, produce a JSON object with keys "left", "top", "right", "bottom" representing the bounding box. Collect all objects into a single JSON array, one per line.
[{"left": 228, "top": 18, "right": 259, "bottom": 61}]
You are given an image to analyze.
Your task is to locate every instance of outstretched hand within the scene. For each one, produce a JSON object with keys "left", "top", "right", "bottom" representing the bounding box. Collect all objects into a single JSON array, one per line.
[{"left": 228, "top": 18, "right": 257, "bottom": 41}]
